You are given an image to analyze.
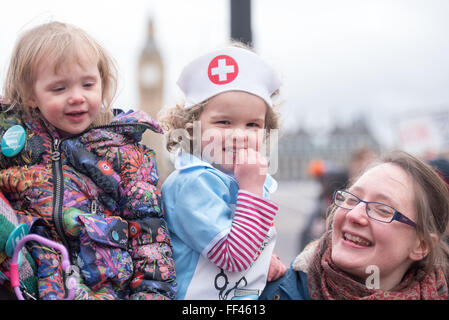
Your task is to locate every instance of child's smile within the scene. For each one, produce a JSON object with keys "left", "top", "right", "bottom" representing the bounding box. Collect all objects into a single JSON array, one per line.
[
  {"left": 31, "top": 55, "right": 102, "bottom": 137},
  {"left": 197, "top": 91, "right": 267, "bottom": 174},
  {"left": 331, "top": 163, "right": 423, "bottom": 290}
]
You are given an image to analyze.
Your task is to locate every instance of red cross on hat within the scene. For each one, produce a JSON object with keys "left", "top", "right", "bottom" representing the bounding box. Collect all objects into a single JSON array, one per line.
[
  {"left": 207, "top": 55, "right": 239, "bottom": 85},
  {"left": 177, "top": 46, "right": 281, "bottom": 109}
]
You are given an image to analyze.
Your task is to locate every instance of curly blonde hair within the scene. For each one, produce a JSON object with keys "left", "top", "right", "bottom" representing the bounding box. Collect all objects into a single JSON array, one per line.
[{"left": 2, "top": 21, "right": 117, "bottom": 126}]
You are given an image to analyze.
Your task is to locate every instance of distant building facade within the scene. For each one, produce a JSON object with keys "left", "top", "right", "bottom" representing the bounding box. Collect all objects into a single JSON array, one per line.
[{"left": 275, "top": 118, "right": 381, "bottom": 180}]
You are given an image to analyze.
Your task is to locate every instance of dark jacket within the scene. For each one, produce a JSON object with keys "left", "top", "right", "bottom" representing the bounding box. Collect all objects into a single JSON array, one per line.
[
  {"left": 260, "top": 243, "right": 316, "bottom": 300},
  {"left": 260, "top": 268, "right": 310, "bottom": 300}
]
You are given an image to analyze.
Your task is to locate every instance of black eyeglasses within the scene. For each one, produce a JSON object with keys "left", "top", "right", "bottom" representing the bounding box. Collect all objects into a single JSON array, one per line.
[{"left": 333, "top": 190, "right": 417, "bottom": 228}]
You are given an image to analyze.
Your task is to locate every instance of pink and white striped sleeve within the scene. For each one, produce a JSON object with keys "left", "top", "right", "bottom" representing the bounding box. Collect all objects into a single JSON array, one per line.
[{"left": 206, "top": 190, "right": 278, "bottom": 272}]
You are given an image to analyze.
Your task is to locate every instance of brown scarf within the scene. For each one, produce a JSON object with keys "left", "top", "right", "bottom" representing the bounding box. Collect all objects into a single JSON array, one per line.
[{"left": 307, "top": 231, "right": 448, "bottom": 300}]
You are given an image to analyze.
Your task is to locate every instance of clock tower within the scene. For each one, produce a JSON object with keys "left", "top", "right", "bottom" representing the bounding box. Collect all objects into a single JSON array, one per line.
[{"left": 138, "top": 18, "right": 172, "bottom": 183}]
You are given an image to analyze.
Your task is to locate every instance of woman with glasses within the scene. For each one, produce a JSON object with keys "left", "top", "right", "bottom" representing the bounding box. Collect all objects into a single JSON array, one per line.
[{"left": 261, "top": 150, "right": 449, "bottom": 300}]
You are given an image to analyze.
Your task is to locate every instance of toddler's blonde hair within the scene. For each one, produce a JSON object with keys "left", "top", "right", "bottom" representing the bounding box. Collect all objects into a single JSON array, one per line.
[{"left": 3, "top": 21, "right": 118, "bottom": 126}]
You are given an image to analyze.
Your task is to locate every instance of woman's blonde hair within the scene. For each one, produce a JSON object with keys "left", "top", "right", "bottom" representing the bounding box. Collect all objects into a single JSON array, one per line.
[
  {"left": 2, "top": 21, "right": 117, "bottom": 125},
  {"left": 325, "top": 150, "right": 449, "bottom": 278}
]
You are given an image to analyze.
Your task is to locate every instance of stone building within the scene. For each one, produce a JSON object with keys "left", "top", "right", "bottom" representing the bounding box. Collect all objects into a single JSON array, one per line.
[{"left": 275, "top": 118, "right": 381, "bottom": 180}]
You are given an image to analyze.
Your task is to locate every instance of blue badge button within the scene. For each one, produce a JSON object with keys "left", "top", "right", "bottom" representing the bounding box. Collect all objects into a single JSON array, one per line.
[
  {"left": 1, "top": 125, "right": 26, "bottom": 157},
  {"left": 5, "top": 223, "right": 29, "bottom": 257},
  {"left": 111, "top": 230, "right": 119, "bottom": 241}
]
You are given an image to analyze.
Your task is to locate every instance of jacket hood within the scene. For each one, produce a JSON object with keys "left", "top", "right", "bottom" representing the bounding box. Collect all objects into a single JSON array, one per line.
[
  {"left": 77, "top": 109, "right": 163, "bottom": 148},
  {"left": 292, "top": 240, "right": 318, "bottom": 273},
  {"left": 111, "top": 109, "right": 163, "bottom": 136},
  {"left": 0, "top": 106, "right": 163, "bottom": 168}
]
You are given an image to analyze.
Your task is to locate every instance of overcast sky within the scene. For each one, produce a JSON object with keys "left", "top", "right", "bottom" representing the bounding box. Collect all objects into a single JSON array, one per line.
[{"left": 2, "top": 0, "right": 449, "bottom": 148}]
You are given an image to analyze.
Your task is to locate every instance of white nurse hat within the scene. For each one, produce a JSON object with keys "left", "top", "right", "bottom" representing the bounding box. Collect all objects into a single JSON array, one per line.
[{"left": 177, "top": 46, "right": 281, "bottom": 109}]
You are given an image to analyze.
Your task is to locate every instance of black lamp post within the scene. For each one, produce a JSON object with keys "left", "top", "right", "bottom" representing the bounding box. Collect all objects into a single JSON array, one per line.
[{"left": 230, "top": 0, "right": 253, "bottom": 47}]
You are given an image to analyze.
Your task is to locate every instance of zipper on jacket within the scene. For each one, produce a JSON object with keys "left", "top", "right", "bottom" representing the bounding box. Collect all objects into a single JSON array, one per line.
[
  {"left": 45, "top": 119, "right": 156, "bottom": 253},
  {"left": 51, "top": 138, "right": 71, "bottom": 254},
  {"left": 91, "top": 200, "right": 97, "bottom": 215}
]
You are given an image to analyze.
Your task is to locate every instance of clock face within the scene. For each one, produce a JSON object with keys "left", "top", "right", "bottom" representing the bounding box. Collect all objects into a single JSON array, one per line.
[{"left": 140, "top": 63, "right": 161, "bottom": 88}]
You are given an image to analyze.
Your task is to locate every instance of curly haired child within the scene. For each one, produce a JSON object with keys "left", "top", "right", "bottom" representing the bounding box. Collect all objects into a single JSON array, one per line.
[{"left": 160, "top": 44, "right": 286, "bottom": 300}]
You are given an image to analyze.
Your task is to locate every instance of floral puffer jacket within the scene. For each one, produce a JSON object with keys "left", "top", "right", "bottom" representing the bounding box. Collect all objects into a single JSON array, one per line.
[{"left": 0, "top": 107, "right": 176, "bottom": 300}]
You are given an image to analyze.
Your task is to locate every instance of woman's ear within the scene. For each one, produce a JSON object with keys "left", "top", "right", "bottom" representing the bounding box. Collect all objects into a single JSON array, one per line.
[{"left": 409, "top": 234, "right": 438, "bottom": 261}]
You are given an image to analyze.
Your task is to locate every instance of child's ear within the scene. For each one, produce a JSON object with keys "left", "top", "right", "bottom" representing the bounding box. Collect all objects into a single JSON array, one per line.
[{"left": 409, "top": 234, "right": 438, "bottom": 261}]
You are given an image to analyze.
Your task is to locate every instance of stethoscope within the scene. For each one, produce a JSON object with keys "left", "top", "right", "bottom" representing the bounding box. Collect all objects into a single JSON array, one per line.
[{"left": 214, "top": 268, "right": 247, "bottom": 300}]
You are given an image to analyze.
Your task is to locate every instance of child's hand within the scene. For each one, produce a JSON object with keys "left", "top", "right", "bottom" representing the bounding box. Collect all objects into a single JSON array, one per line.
[
  {"left": 234, "top": 147, "right": 268, "bottom": 196},
  {"left": 267, "top": 254, "right": 287, "bottom": 282}
]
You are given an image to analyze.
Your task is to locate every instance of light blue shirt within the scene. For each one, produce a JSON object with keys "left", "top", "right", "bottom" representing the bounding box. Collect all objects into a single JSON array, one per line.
[{"left": 162, "top": 152, "right": 277, "bottom": 299}]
